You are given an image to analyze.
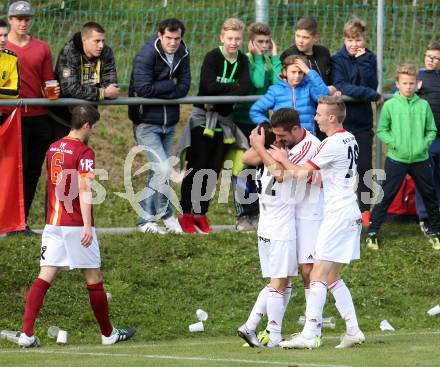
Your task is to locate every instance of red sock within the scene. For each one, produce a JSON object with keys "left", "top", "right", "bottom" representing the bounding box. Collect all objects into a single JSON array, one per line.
[
  {"left": 87, "top": 282, "right": 113, "bottom": 337},
  {"left": 22, "top": 278, "right": 51, "bottom": 336}
]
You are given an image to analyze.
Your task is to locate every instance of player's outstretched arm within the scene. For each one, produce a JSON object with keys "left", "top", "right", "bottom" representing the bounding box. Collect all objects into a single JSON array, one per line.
[{"left": 79, "top": 173, "right": 93, "bottom": 247}]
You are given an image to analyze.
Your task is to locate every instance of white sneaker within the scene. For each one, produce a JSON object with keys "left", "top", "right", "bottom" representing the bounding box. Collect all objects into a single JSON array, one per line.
[
  {"left": 137, "top": 222, "right": 166, "bottom": 234},
  {"left": 279, "top": 333, "right": 321, "bottom": 349},
  {"left": 163, "top": 216, "right": 183, "bottom": 233},
  {"left": 335, "top": 330, "right": 365, "bottom": 349},
  {"left": 18, "top": 333, "right": 40, "bottom": 348},
  {"left": 102, "top": 328, "right": 136, "bottom": 345}
]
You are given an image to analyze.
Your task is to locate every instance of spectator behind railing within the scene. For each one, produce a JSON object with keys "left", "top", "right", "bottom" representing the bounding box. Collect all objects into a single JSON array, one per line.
[
  {"left": 51, "top": 21, "right": 120, "bottom": 140},
  {"left": 176, "top": 18, "right": 251, "bottom": 234},
  {"left": 414, "top": 40, "right": 440, "bottom": 232},
  {"left": 0, "top": 19, "right": 19, "bottom": 99},
  {"left": 128, "top": 18, "right": 190, "bottom": 235},
  {"left": 280, "top": 17, "right": 335, "bottom": 141},
  {"left": 331, "top": 18, "right": 383, "bottom": 226},
  {"left": 0, "top": 1, "right": 59, "bottom": 236},
  {"left": 249, "top": 55, "right": 330, "bottom": 133}
]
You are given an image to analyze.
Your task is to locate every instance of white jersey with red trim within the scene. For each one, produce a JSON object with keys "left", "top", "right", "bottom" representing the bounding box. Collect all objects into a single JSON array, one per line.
[
  {"left": 256, "top": 160, "right": 295, "bottom": 241},
  {"left": 308, "top": 130, "right": 359, "bottom": 212},
  {"left": 287, "top": 129, "right": 323, "bottom": 220}
]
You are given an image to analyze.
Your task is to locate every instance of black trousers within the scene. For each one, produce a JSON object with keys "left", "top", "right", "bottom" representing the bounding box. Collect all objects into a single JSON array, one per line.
[
  {"left": 369, "top": 158, "right": 440, "bottom": 234},
  {"left": 21, "top": 115, "right": 52, "bottom": 221},
  {"left": 233, "top": 122, "right": 259, "bottom": 218},
  {"left": 180, "top": 126, "right": 227, "bottom": 215},
  {"left": 353, "top": 130, "right": 373, "bottom": 213}
]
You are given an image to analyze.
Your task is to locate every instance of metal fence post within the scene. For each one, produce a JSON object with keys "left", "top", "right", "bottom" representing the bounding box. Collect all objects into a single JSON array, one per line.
[
  {"left": 255, "top": 0, "right": 269, "bottom": 23},
  {"left": 375, "top": 0, "right": 384, "bottom": 169}
]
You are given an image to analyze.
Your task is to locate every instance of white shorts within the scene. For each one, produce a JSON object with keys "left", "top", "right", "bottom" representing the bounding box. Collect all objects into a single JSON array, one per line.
[
  {"left": 296, "top": 218, "right": 321, "bottom": 264},
  {"left": 258, "top": 236, "right": 298, "bottom": 278},
  {"left": 314, "top": 206, "right": 361, "bottom": 264},
  {"left": 40, "top": 225, "right": 101, "bottom": 270}
]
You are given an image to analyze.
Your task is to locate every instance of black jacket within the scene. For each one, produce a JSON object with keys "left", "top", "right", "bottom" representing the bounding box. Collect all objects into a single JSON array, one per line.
[
  {"left": 417, "top": 69, "right": 440, "bottom": 136},
  {"left": 128, "top": 36, "right": 190, "bottom": 126},
  {"left": 280, "top": 44, "right": 332, "bottom": 85},
  {"left": 195, "top": 47, "right": 251, "bottom": 117},
  {"left": 51, "top": 32, "right": 117, "bottom": 127}
]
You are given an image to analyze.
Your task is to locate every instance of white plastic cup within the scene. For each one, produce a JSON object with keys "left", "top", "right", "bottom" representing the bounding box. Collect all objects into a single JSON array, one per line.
[
  {"left": 427, "top": 304, "right": 440, "bottom": 316},
  {"left": 380, "top": 319, "right": 395, "bottom": 331},
  {"left": 0, "top": 330, "right": 20, "bottom": 344},
  {"left": 47, "top": 326, "right": 60, "bottom": 338},
  {"left": 106, "top": 292, "right": 112, "bottom": 301},
  {"left": 322, "top": 316, "right": 336, "bottom": 329},
  {"left": 297, "top": 315, "right": 335, "bottom": 329},
  {"left": 56, "top": 330, "right": 68, "bottom": 344},
  {"left": 188, "top": 321, "right": 204, "bottom": 332},
  {"left": 196, "top": 309, "right": 208, "bottom": 321}
]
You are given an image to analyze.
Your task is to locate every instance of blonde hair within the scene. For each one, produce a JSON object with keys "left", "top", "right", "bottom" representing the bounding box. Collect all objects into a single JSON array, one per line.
[
  {"left": 221, "top": 18, "right": 245, "bottom": 33},
  {"left": 395, "top": 63, "right": 417, "bottom": 80},
  {"left": 318, "top": 96, "right": 346, "bottom": 123},
  {"left": 282, "top": 55, "right": 307, "bottom": 69},
  {"left": 343, "top": 18, "right": 367, "bottom": 39}
]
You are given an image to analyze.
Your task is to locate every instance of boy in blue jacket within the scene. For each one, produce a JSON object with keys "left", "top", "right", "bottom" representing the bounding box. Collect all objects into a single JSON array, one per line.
[
  {"left": 250, "top": 55, "right": 330, "bottom": 134},
  {"left": 331, "top": 18, "right": 382, "bottom": 226}
]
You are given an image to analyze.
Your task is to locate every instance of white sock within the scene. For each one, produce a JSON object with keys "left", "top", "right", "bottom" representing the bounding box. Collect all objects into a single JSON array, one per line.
[
  {"left": 302, "top": 281, "right": 327, "bottom": 339},
  {"left": 266, "top": 286, "right": 285, "bottom": 344},
  {"left": 304, "top": 287, "right": 310, "bottom": 308},
  {"left": 329, "top": 279, "right": 360, "bottom": 335},
  {"left": 245, "top": 285, "right": 269, "bottom": 331},
  {"left": 283, "top": 281, "right": 292, "bottom": 308}
]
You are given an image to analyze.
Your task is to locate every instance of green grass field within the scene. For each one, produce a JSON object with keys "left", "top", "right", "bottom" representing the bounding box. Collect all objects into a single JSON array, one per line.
[
  {"left": 1, "top": 332, "right": 440, "bottom": 367},
  {"left": 1, "top": 222, "right": 440, "bottom": 366}
]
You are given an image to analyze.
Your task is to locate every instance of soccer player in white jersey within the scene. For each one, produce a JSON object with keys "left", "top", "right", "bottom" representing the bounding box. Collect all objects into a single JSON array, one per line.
[
  {"left": 268, "top": 112, "right": 323, "bottom": 317},
  {"left": 279, "top": 96, "right": 365, "bottom": 349},
  {"left": 237, "top": 109, "right": 304, "bottom": 348}
]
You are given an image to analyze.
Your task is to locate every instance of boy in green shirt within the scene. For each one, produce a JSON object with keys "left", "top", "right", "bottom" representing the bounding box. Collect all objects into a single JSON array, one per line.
[
  {"left": 367, "top": 64, "right": 440, "bottom": 250},
  {"left": 232, "top": 22, "right": 281, "bottom": 231}
]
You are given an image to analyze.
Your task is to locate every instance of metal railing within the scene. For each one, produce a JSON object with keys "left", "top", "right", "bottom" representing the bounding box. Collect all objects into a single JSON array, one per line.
[
  {"left": 0, "top": 95, "right": 393, "bottom": 107},
  {"left": 0, "top": 94, "right": 393, "bottom": 167}
]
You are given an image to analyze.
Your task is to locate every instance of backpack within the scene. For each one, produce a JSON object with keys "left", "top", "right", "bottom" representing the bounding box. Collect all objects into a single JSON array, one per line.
[{"left": 387, "top": 175, "right": 417, "bottom": 216}]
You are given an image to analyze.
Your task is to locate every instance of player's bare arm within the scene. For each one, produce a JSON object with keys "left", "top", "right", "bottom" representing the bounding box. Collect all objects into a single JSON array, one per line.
[
  {"left": 79, "top": 173, "right": 93, "bottom": 247},
  {"left": 250, "top": 127, "right": 284, "bottom": 182},
  {"left": 242, "top": 147, "right": 263, "bottom": 166},
  {"left": 269, "top": 145, "right": 316, "bottom": 181}
]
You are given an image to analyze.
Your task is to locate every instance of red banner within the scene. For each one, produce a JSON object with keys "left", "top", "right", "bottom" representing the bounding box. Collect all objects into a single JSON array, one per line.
[{"left": 0, "top": 108, "right": 25, "bottom": 234}]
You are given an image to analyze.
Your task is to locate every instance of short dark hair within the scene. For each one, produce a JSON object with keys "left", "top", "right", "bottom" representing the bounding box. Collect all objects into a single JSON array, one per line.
[
  {"left": 81, "top": 22, "right": 106, "bottom": 37},
  {"left": 427, "top": 40, "right": 440, "bottom": 52},
  {"left": 0, "top": 19, "right": 7, "bottom": 28},
  {"left": 296, "top": 17, "right": 318, "bottom": 36},
  {"left": 157, "top": 18, "right": 185, "bottom": 37},
  {"left": 71, "top": 105, "right": 100, "bottom": 130},
  {"left": 271, "top": 108, "right": 300, "bottom": 131},
  {"left": 248, "top": 22, "right": 271, "bottom": 40}
]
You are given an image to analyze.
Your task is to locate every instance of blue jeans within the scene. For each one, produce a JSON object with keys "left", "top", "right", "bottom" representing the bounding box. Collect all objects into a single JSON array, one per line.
[
  {"left": 133, "top": 123, "right": 175, "bottom": 225},
  {"left": 415, "top": 137, "right": 440, "bottom": 220}
]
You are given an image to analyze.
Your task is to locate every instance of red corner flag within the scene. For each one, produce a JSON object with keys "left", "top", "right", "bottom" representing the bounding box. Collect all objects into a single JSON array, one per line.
[{"left": 0, "top": 108, "right": 25, "bottom": 235}]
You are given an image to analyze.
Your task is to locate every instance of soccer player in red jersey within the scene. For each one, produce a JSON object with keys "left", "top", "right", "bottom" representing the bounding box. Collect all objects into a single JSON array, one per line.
[{"left": 18, "top": 105, "right": 135, "bottom": 348}]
